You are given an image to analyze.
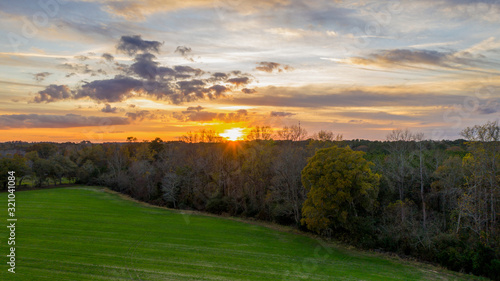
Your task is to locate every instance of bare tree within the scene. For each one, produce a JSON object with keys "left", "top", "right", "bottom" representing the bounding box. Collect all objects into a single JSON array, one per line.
[
  {"left": 179, "top": 129, "right": 223, "bottom": 143},
  {"left": 246, "top": 126, "right": 272, "bottom": 141},
  {"left": 413, "top": 132, "right": 427, "bottom": 229},
  {"left": 385, "top": 129, "right": 416, "bottom": 223},
  {"left": 459, "top": 121, "right": 499, "bottom": 240},
  {"left": 162, "top": 172, "right": 180, "bottom": 208},
  {"left": 270, "top": 144, "right": 307, "bottom": 225},
  {"left": 431, "top": 156, "right": 463, "bottom": 229},
  {"left": 312, "top": 130, "right": 343, "bottom": 142},
  {"left": 276, "top": 124, "right": 308, "bottom": 141}
]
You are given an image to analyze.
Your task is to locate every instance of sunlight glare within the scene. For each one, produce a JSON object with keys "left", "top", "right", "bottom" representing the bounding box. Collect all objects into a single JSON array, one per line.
[{"left": 221, "top": 128, "right": 244, "bottom": 141}]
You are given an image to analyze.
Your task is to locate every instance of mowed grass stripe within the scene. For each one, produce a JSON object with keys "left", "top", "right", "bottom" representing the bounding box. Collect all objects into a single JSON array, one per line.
[
  {"left": 0, "top": 187, "right": 483, "bottom": 280},
  {"left": 19, "top": 246, "right": 309, "bottom": 279}
]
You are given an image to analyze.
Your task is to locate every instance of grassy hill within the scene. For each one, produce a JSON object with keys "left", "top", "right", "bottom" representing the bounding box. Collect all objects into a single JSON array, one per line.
[{"left": 0, "top": 187, "right": 485, "bottom": 280}]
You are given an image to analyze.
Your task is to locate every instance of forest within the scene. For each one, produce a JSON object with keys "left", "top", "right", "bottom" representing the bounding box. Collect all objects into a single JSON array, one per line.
[{"left": 1, "top": 121, "right": 498, "bottom": 279}]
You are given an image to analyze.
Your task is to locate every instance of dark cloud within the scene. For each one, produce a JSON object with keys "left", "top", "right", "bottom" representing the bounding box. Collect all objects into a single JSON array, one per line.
[
  {"left": 351, "top": 49, "right": 450, "bottom": 66},
  {"left": 175, "top": 46, "right": 191, "bottom": 56},
  {"left": 158, "top": 67, "right": 176, "bottom": 77},
  {"left": 32, "top": 84, "right": 73, "bottom": 103},
  {"left": 226, "top": 85, "right": 476, "bottom": 108},
  {"left": 170, "top": 80, "right": 207, "bottom": 103},
  {"left": 101, "top": 53, "right": 114, "bottom": 62},
  {"left": 476, "top": 100, "right": 500, "bottom": 114},
  {"left": 227, "top": 77, "right": 251, "bottom": 86},
  {"left": 130, "top": 53, "right": 160, "bottom": 80},
  {"left": 117, "top": 35, "right": 163, "bottom": 56},
  {"left": 174, "top": 65, "right": 204, "bottom": 76},
  {"left": 101, "top": 104, "right": 119, "bottom": 113},
  {"left": 174, "top": 109, "right": 248, "bottom": 123},
  {"left": 0, "top": 114, "right": 129, "bottom": 129},
  {"left": 242, "top": 88, "right": 256, "bottom": 94},
  {"left": 175, "top": 46, "right": 194, "bottom": 61},
  {"left": 270, "top": 111, "right": 296, "bottom": 117},
  {"left": 60, "top": 63, "right": 107, "bottom": 76},
  {"left": 348, "top": 49, "right": 483, "bottom": 69},
  {"left": 33, "top": 72, "right": 52, "bottom": 82},
  {"left": 129, "top": 54, "right": 204, "bottom": 80},
  {"left": 186, "top": 105, "right": 204, "bottom": 112},
  {"left": 176, "top": 79, "right": 205, "bottom": 90},
  {"left": 208, "top": 85, "right": 229, "bottom": 98},
  {"left": 255, "top": 61, "right": 293, "bottom": 73},
  {"left": 211, "top": 72, "right": 228, "bottom": 81},
  {"left": 29, "top": 37, "right": 252, "bottom": 105},
  {"left": 70, "top": 73, "right": 236, "bottom": 105},
  {"left": 126, "top": 110, "right": 153, "bottom": 121},
  {"left": 76, "top": 76, "right": 143, "bottom": 102},
  {"left": 337, "top": 111, "right": 414, "bottom": 121}
]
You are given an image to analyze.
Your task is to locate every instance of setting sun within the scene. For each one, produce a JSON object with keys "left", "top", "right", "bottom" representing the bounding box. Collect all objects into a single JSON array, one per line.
[{"left": 221, "top": 128, "right": 245, "bottom": 141}]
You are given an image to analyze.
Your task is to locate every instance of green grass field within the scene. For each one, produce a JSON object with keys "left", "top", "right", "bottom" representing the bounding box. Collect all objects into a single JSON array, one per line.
[{"left": 0, "top": 187, "right": 485, "bottom": 280}]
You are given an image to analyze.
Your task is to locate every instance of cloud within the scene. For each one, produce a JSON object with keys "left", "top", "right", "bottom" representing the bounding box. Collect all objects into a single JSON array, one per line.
[
  {"left": 457, "top": 37, "right": 500, "bottom": 56},
  {"left": 186, "top": 105, "right": 204, "bottom": 112},
  {"left": 116, "top": 35, "right": 163, "bottom": 56},
  {"left": 255, "top": 61, "right": 293, "bottom": 73},
  {"left": 175, "top": 79, "right": 206, "bottom": 96},
  {"left": 211, "top": 72, "right": 228, "bottom": 81},
  {"left": 174, "top": 65, "right": 204, "bottom": 76},
  {"left": 60, "top": 63, "right": 107, "bottom": 77},
  {"left": 225, "top": 85, "right": 478, "bottom": 108},
  {"left": 101, "top": 104, "right": 119, "bottom": 113},
  {"left": 0, "top": 114, "right": 130, "bottom": 129},
  {"left": 101, "top": 53, "right": 114, "bottom": 62},
  {"left": 75, "top": 55, "right": 89, "bottom": 61},
  {"left": 32, "top": 84, "right": 73, "bottom": 103},
  {"left": 28, "top": 37, "right": 253, "bottom": 105},
  {"left": 347, "top": 47, "right": 493, "bottom": 70},
  {"left": 174, "top": 108, "right": 248, "bottom": 123},
  {"left": 175, "top": 46, "right": 194, "bottom": 61},
  {"left": 101, "top": 0, "right": 288, "bottom": 21},
  {"left": 76, "top": 76, "right": 144, "bottom": 102},
  {"left": 208, "top": 85, "right": 229, "bottom": 97},
  {"left": 33, "top": 72, "right": 52, "bottom": 82},
  {"left": 336, "top": 111, "right": 415, "bottom": 121},
  {"left": 265, "top": 27, "right": 315, "bottom": 39},
  {"left": 61, "top": 72, "right": 244, "bottom": 105},
  {"left": 429, "top": 0, "right": 500, "bottom": 22},
  {"left": 349, "top": 49, "right": 454, "bottom": 67},
  {"left": 227, "top": 77, "right": 251, "bottom": 86},
  {"left": 129, "top": 53, "right": 160, "bottom": 79},
  {"left": 242, "top": 88, "right": 257, "bottom": 94},
  {"left": 127, "top": 53, "right": 179, "bottom": 80},
  {"left": 125, "top": 110, "right": 154, "bottom": 121},
  {"left": 476, "top": 100, "right": 500, "bottom": 114},
  {"left": 270, "top": 111, "right": 296, "bottom": 117},
  {"left": 175, "top": 46, "right": 192, "bottom": 56}
]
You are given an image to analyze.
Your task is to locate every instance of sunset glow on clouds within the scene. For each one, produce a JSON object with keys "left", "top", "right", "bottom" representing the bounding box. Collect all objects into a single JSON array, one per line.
[{"left": 0, "top": 0, "right": 499, "bottom": 142}]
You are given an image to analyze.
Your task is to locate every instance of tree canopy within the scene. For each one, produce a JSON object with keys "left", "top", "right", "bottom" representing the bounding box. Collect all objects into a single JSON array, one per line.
[{"left": 301, "top": 145, "right": 380, "bottom": 234}]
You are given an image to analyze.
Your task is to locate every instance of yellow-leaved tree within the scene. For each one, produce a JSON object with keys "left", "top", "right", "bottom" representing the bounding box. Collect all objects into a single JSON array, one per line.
[{"left": 301, "top": 145, "right": 380, "bottom": 235}]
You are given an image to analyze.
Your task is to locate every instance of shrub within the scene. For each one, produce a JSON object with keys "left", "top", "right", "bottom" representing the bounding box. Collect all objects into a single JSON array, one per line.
[{"left": 205, "top": 196, "right": 230, "bottom": 215}]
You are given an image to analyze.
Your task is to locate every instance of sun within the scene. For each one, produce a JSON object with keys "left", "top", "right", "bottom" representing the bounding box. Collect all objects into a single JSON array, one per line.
[{"left": 221, "top": 128, "right": 244, "bottom": 141}]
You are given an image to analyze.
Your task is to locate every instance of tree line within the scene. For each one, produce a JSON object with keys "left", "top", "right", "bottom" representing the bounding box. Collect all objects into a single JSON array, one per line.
[{"left": 0, "top": 121, "right": 498, "bottom": 279}]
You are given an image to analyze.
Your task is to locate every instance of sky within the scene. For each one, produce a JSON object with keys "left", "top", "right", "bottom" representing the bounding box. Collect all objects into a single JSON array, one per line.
[{"left": 0, "top": 0, "right": 499, "bottom": 142}]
